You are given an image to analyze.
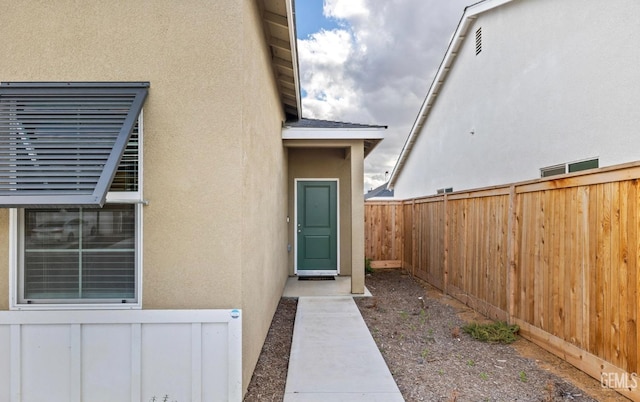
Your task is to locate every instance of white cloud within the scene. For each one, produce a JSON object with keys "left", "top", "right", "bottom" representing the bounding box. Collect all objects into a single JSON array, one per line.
[
  {"left": 297, "top": 0, "right": 473, "bottom": 192},
  {"left": 324, "top": 0, "right": 369, "bottom": 21}
]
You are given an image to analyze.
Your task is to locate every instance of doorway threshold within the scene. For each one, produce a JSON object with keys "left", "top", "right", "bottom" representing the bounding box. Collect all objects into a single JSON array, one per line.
[
  {"left": 298, "top": 276, "right": 335, "bottom": 281},
  {"left": 283, "top": 276, "right": 371, "bottom": 298}
]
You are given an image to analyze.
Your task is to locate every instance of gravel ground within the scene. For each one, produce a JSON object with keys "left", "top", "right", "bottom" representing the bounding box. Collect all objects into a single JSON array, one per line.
[{"left": 244, "top": 270, "right": 624, "bottom": 401}]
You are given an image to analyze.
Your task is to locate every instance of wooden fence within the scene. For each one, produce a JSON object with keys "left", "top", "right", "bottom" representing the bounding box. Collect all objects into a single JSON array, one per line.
[{"left": 365, "top": 162, "right": 640, "bottom": 401}]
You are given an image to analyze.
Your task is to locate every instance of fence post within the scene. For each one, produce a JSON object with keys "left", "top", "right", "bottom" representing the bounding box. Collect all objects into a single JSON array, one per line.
[
  {"left": 443, "top": 194, "right": 449, "bottom": 295},
  {"left": 411, "top": 199, "right": 417, "bottom": 277},
  {"left": 506, "top": 185, "right": 518, "bottom": 324},
  {"left": 396, "top": 202, "right": 406, "bottom": 269}
]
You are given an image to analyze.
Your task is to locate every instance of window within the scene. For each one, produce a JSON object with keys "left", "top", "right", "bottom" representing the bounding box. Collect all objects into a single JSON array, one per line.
[
  {"left": 540, "top": 164, "right": 567, "bottom": 178},
  {"left": 436, "top": 187, "right": 453, "bottom": 194},
  {"left": 20, "top": 204, "right": 137, "bottom": 302},
  {"left": 568, "top": 158, "right": 599, "bottom": 173},
  {"left": 540, "top": 158, "right": 599, "bottom": 178},
  {"left": 475, "top": 27, "right": 482, "bottom": 55},
  {"left": 15, "top": 121, "right": 142, "bottom": 306},
  {"left": 3, "top": 82, "right": 148, "bottom": 308}
]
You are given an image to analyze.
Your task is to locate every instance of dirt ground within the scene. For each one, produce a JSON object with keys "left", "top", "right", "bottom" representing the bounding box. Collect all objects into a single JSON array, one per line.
[{"left": 244, "top": 269, "right": 627, "bottom": 401}]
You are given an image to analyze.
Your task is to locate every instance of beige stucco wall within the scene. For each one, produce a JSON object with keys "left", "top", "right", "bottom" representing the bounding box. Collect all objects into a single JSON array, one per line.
[
  {"left": 0, "top": 0, "right": 290, "bottom": 392},
  {"left": 287, "top": 143, "right": 365, "bottom": 280},
  {"left": 239, "top": 0, "right": 290, "bottom": 390},
  {"left": 0, "top": 0, "right": 245, "bottom": 308}
]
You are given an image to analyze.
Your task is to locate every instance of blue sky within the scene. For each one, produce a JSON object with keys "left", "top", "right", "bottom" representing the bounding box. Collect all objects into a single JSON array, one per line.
[
  {"left": 295, "top": 0, "right": 340, "bottom": 39},
  {"left": 293, "top": 0, "right": 473, "bottom": 191}
]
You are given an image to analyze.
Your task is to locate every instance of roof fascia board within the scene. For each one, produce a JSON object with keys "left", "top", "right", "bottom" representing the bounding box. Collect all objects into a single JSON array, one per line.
[
  {"left": 283, "top": 138, "right": 382, "bottom": 158},
  {"left": 467, "top": 0, "right": 515, "bottom": 15},
  {"left": 387, "top": 0, "right": 515, "bottom": 189},
  {"left": 282, "top": 127, "right": 385, "bottom": 140},
  {"left": 285, "top": 0, "right": 302, "bottom": 119}
]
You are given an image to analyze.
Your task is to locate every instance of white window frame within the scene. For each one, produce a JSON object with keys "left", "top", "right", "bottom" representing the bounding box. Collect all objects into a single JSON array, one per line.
[
  {"left": 540, "top": 157, "right": 599, "bottom": 178},
  {"left": 9, "top": 115, "right": 144, "bottom": 310}
]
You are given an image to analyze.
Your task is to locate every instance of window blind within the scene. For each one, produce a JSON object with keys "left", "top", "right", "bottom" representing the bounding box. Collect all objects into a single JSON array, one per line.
[{"left": 23, "top": 204, "right": 136, "bottom": 302}]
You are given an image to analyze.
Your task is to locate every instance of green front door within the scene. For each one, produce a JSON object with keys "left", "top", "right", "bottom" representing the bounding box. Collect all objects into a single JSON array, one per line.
[{"left": 296, "top": 180, "right": 338, "bottom": 274}]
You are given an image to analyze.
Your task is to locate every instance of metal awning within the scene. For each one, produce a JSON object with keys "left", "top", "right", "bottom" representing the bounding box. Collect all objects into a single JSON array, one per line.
[{"left": 0, "top": 82, "right": 148, "bottom": 208}]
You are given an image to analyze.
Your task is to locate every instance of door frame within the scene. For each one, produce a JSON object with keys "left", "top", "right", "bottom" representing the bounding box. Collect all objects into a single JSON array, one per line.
[{"left": 294, "top": 178, "right": 340, "bottom": 276}]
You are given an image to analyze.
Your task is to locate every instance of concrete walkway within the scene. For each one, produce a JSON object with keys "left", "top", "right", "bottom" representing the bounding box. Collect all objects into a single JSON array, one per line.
[{"left": 283, "top": 296, "right": 404, "bottom": 401}]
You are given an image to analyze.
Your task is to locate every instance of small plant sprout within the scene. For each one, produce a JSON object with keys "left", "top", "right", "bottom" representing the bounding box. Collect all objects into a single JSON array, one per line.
[
  {"left": 400, "top": 310, "right": 409, "bottom": 320},
  {"left": 365, "top": 258, "right": 374, "bottom": 274},
  {"left": 519, "top": 371, "right": 528, "bottom": 383},
  {"left": 480, "top": 372, "right": 489, "bottom": 381},
  {"left": 467, "top": 359, "right": 475, "bottom": 367},
  {"left": 421, "top": 348, "right": 429, "bottom": 358}
]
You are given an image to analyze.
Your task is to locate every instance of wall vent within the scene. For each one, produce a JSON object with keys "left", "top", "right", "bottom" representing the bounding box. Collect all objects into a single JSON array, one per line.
[{"left": 475, "top": 27, "right": 482, "bottom": 55}]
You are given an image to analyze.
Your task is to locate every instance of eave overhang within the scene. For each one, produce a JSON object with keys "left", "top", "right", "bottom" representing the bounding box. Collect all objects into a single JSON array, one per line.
[
  {"left": 283, "top": 119, "right": 386, "bottom": 157},
  {"left": 260, "top": 0, "right": 302, "bottom": 120}
]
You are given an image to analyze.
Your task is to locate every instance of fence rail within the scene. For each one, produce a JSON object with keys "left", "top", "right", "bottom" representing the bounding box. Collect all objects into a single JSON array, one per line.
[{"left": 365, "top": 162, "right": 640, "bottom": 401}]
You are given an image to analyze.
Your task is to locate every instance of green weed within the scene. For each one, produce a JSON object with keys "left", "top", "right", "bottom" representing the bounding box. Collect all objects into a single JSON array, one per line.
[
  {"left": 519, "top": 371, "right": 528, "bottom": 383},
  {"left": 462, "top": 321, "right": 519, "bottom": 344}
]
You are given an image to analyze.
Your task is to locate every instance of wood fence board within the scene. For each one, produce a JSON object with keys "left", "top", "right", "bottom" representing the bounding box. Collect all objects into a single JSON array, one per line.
[
  {"left": 551, "top": 189, "right": 562, "bottom": 338},
  {"left": 546, "top": 190, "right": 555, "bottom": 333},
  {"left": 588, "top": 184, "right": 598, "bottom": 355},
  {"left": 612, "top": 182, "right": 622, "bottom": 367},
  {"left": 530, "top": 191, "right": 540, "bottom": 326},
  {"left": 631, "top": 180, "right": 639, "bottom": 374},
  {"left": 574, "top": 186, "right": 584, "bottom": 347},
  {"left": 370, "top": 260, "right": 402, "bottom": 269},
  {"left": 618, "top": 181, "right": 629, "bottom": 371},
  {"left": 517, "top": 193, "right": 529, "bottom": 322},
  {"left": 602, "top": 182, "right": 613, "bottom": 364},
  {"left": 508, "top": 187, "right": 521, "bottom": 321},
  {"left": 578, "top": 186, "right": 590, "bottom": 350},
  {"left": 595, "top": 183, "right": 607, "bottom": 359}
]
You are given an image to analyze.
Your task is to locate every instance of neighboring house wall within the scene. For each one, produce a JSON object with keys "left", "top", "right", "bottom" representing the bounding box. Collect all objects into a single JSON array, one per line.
[
  {"left": 0, "top": 0, "right": 288, "bottom": 392},
  {"left": 393, "top": 0, "right": 640, "bottom": 199}
]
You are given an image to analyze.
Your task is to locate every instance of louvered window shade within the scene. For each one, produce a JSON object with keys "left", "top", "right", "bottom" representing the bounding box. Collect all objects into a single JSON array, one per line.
[{"left": 0, "top": 82, "right": 148, "bottom": 208}]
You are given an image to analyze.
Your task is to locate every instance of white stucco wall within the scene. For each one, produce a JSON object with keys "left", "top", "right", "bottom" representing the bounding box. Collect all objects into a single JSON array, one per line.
[{"left": 393, "top": 0, "right": 640, "bottom": 199}]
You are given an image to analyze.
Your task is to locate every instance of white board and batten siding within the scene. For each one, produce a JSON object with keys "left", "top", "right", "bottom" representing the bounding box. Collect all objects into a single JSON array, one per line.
[{"left": 0, "top": 309, "right": 242, "bottom": 402}]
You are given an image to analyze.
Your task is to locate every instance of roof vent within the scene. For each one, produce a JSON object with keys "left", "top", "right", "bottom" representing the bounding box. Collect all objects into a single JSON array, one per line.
[{"left": 475, "top": 27, "right": 482, "bottom": 55}]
